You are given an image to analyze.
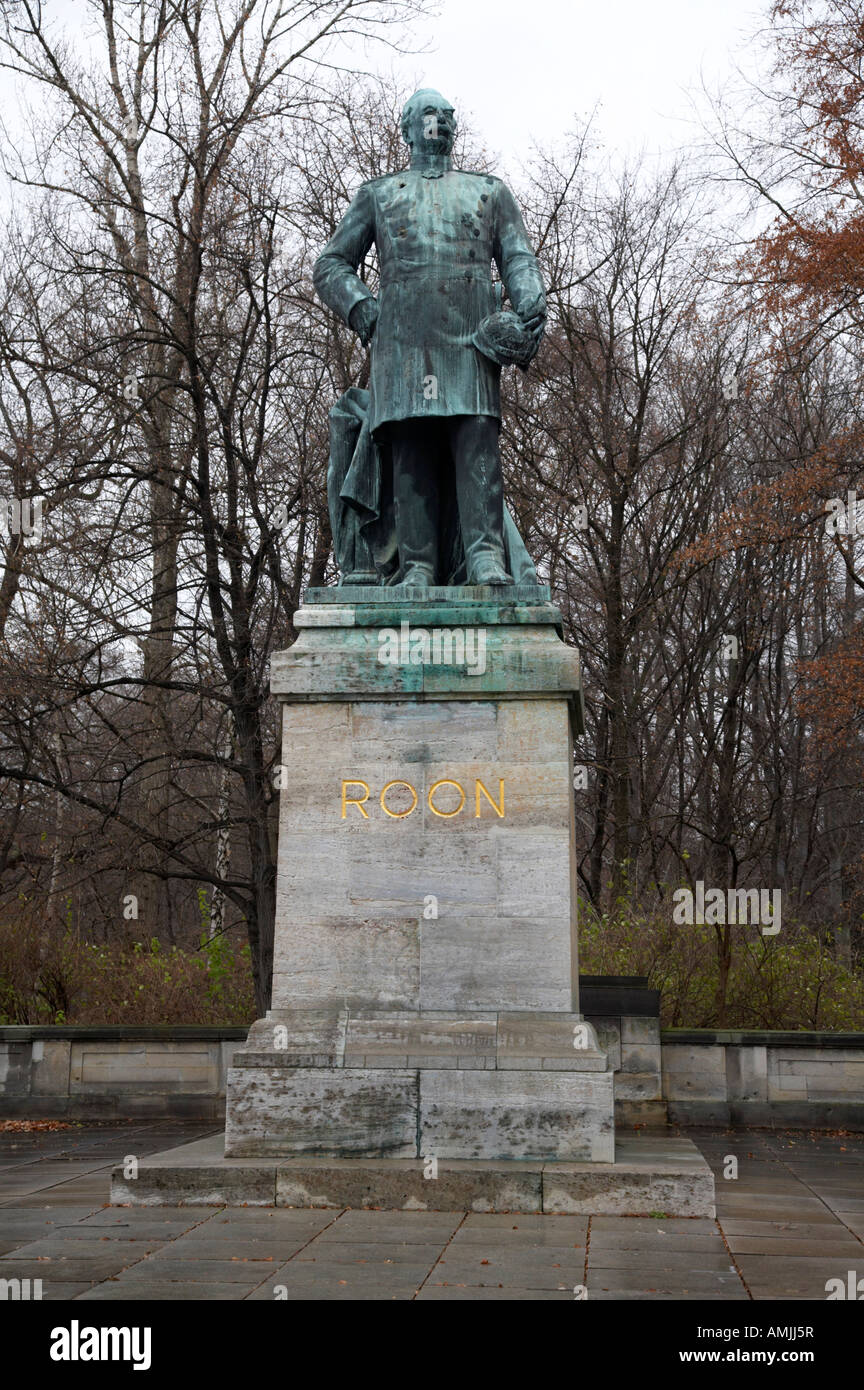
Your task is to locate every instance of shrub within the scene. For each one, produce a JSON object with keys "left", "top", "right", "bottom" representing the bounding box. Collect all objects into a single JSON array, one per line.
[
  {"left": 0, "top": 916, "right": 255, "bottom": 1025},
  {"left": 578, "top": 896, "right": 864, "bottom": 1029}
]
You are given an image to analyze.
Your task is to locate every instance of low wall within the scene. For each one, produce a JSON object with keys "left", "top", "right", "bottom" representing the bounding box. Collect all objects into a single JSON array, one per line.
[
  {"left": 581, "top": 975, "right": 664, "bottom": 1126},
  {"left": 0, "top": 1026, "right": 247, "bottom": 1119},
  {"left": 2, "top": 1014, "right": 862, "bottom": 1130},
  {"left": 662, "top": 1031, "right": 864, "bottom": 1129},
  {"left": 0, "top": 977, "right": 667, "bottom": 1124}
]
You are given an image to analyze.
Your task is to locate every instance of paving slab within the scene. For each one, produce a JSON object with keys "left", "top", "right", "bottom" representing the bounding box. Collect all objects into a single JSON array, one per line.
[
  {"left": 188, "top": 1213, "right": 335, "bottom": 1239},
  {"left": 31, "top": 1283, "right": 94, "bottom": 1300},
  {"left": 0, "top": 1253, "right": 143, "bottom": 1281},
  {"left": 589, "top": 1215, "right": 719, "bottom": 1234},
  {"left": 460, "top": 1211, "right": 586, "bottom": 1231},
  {"left": 316, "top": 1211, "right": 463, "bottom": 1242},
  {"left": 0, "top": 1208, "right": 99, "bottom": 1230},
  {"left": 153, "top": 1238, "right": 308, "bottom": 1261},
  {"left": 450, "top": 1223, "right": 586, "bottom": 1247},
  {"left": 717, "top": 1217, "right": 852, "bottom": 1237},
  {"left": 246, "top": 1278, "right": 417, "bottom": 1300},
  {"left": 587, "top": 1268, "right": 745, "bottom": 1293},
  {"left": 589, "top": 1289, "right": 748, "bottom": 1300},
  {"left": 3, "top": 1237, "right": 168, "bottom": 1259},
  {"left": 1, "top": 1190, "right": 109, "bottom": 1208},
  {"left": 587, "top": 1229, "right": 724, "bottom": 1252},
  {"left": 76, "top": 1222, "right": 206, "bottom": 1240},
  {"left": 116, "top": 1257, "right": 284, "bottom": 1284},
  {"left": 415, "top": 1284, "right": 573, "bottom": 1300},
  {"left": 293, "top": 1241, "right": 447, "bottom": 1265},
  {"left": 76, "top": 1281, "right": 250, "bottom": 1301},
  {"left": 587, "top": 1248, "right": 736, "bottom": 1272},
  {"left": 263, "top": 1263, "right": 431, "bottom": 1290},
  {"left": 725, "top": 1235, "right": 862, "bottom": 1256}
]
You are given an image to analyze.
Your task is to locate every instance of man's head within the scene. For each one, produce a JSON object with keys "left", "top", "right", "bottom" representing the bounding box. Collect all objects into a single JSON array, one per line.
[{"left": 400, "top": 89, "right": 456, "bottom": 156}]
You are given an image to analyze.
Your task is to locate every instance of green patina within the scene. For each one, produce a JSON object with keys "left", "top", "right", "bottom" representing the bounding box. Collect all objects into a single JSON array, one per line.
[{"left": 313, "top": 89, "right": 546, "bottom": 591}]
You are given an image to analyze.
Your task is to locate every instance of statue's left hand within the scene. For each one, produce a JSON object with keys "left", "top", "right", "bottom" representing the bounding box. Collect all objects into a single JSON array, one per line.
[
  {"left": 521, "top": 306, "right": 546, "bottom": 362},
  {"left": 349, "top": 297, "right": 379, "bottom": 347}
]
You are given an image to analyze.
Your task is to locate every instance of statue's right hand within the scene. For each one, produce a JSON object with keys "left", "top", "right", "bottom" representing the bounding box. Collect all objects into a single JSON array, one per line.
[{"left": 349, "top": 297, "right": 379, "bottom": 346}]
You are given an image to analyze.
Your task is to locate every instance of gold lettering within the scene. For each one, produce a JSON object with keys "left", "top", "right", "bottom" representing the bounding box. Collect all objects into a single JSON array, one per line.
[
  {"left": 428, "top": 779, "right": 465, "bottom": 818},
  {"left": 475, "top": 777, "right": 505, "bottom": 818},
  {"left": 341, "top": 776, "right": 505, "bottom": 820},
  {"left": 380, "top": 779, "right": 418, "bottom": 818},
  {"left": 341, "top": 779, "right": 370, "bottom": 819}
]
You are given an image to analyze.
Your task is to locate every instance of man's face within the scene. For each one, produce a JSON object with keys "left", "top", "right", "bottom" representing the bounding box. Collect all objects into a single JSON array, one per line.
[{"left": 404, "top": 94, "right": 456, "bottom": 156}]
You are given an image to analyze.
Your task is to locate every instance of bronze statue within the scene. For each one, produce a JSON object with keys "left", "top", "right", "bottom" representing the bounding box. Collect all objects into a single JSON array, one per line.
[{"left": 314, "top": 88, "right": 546, "bottom": 588}]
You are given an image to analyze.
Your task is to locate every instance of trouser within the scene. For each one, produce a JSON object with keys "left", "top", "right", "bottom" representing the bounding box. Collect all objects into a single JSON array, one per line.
[{"left": 389, "top": 414, "right": 508, "bottom": 582}]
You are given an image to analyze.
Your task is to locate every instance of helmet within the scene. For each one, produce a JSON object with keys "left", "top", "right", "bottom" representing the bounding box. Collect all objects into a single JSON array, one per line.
[{"left": 472, "top": 309, "right": 535, "bottom": 370}]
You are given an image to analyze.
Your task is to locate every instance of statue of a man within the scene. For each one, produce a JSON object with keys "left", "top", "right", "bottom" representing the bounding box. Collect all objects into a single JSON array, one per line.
[{"left": 313, "top": 88, "right": 546, "bottom": 588}]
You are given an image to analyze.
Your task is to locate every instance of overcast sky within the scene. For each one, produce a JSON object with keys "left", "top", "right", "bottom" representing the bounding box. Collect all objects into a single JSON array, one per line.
[
  {"left": 379, "top": 0, "right": 770, "bottom": 168},
  {"left": 0, "top": 0, "right": 773, "bottom": 191}
]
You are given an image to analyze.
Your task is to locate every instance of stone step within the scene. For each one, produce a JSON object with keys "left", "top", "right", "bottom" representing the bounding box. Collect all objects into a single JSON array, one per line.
[{"left": 111, "top": 1134, "right": 715, "bottom": 1217}]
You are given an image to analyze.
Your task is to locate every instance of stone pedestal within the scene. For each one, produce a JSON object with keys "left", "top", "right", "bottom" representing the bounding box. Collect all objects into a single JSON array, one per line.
[{"left": 224, "top": 584, "right": 616, "bottom": 1163}]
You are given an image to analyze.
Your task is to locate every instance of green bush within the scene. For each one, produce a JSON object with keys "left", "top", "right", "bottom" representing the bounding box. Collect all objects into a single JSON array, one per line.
[
  {"left": 2, "top": 897, "right": 862, "bottom": 1030},
  {"left": 579, "top": 896, "right": 864, "bottom": 1029},
  {"left": 0, "top": 917, "right": 255, "bottom": 1025}
]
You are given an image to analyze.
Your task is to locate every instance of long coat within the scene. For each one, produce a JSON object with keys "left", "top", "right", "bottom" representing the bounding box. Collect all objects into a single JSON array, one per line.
[{"left": 313, "top": 168, "right": 545, "bottom": 439}]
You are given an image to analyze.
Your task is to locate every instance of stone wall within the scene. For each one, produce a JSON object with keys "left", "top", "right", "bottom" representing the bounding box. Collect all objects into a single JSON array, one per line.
[
  {"left": 0, "top": 1027, "right": 246, "bottom": 1119},
  {"left": 662, "top": 1031, "right": 864, "bottom": 1129},
  {"left": 2, "top": 1016, "right": 862, "bottom": 1130},
  {"left": 581, "top": 976, "right": 664, "bottom": 1127}
]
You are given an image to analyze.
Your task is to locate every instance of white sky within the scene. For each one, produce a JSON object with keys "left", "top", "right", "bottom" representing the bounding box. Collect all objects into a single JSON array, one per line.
[
  {"left": 381, "top": 0, "right": 770, "bottom": 168},
  {"left": 0, "top": 0, "right": 773, "bottom": 196}
]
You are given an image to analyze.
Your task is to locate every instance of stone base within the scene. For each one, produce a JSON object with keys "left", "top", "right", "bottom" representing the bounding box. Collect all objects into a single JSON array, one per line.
[
  {"left": 111, "top": 1133, "right": 714, "bottom": 1216},
  {"left": 224, "top": 1011, "right": 615, "bottom": 1163}
]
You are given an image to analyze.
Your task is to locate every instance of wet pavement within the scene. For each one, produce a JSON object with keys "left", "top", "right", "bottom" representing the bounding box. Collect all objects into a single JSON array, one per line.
[{"left": 0, "top": 1121, "right": 861, "bottom": 1300}]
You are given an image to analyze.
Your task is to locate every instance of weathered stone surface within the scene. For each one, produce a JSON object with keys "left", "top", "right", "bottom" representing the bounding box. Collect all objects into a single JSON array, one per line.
[
  {"left": 269, "top": 687, "right": 579, "bottom": 1015},
  {"left": 542, "top": 1137, "right": 716, "bottom": 1217},
  {"left": 771, "top": 1050, "right": 864, "bottom": 1100},
  {"left": 271, "top": 597, "right": 584, "bottom": 732},
  {"left": 590, "top": 1018, "right": 622, "bottom": 1071},
  {"left": 233, "top": 1010, "right": 607, "bottom": 1073},
  {"left": 225, "top": 1068, "right": 418, "bottom": 1158},
  {"left": 496, "top": 1013, "right": 607, "bottom": 1070},
  {"left": 0, "top": 1042, "right": 30, "bottom": 1096},
  {"left": 69, "top": 1041, "right": 220, "bottom": 1094},
  {"left": 619, "top": 1040, "right": 662, "bottom": 1075},
  {"left": 614, "top": 1071, "right": 663, "bottom": 1101},
  {"left": 276, "top": 1159, "right": 543, "bottom": 1213},
  {"left": 726, "top": 1044, "right": 768, "bottom": 1102},
  {"left": 109, "top": 1134, "right": 715, "bottom": 1216},
  {"left": 223, "top": 604, "right": 615, "bottom": 1167},
  {"left": 662, "top": 1043, "right": 727, "bottom": 1102},
  {"left": 30, "top": 1039, "right": 71, "bottom": 1096},
  {"left": 420, "top": 1070, "right": 615, "bottom": 1162},
  {"left": 344, "top": 1014, "right": 496, "bottom": 1068},
  {"left": 621, "top": 1016, "right": 660, "bottom": 1045},
  {"left": 112, "top": 1165, "right": 277, "bottom": 1207}
]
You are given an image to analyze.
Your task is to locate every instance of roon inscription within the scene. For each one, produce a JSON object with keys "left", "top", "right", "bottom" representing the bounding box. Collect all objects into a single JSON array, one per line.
[{"left": 341, "top": 778, "right": 505, "bottom": 819}]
